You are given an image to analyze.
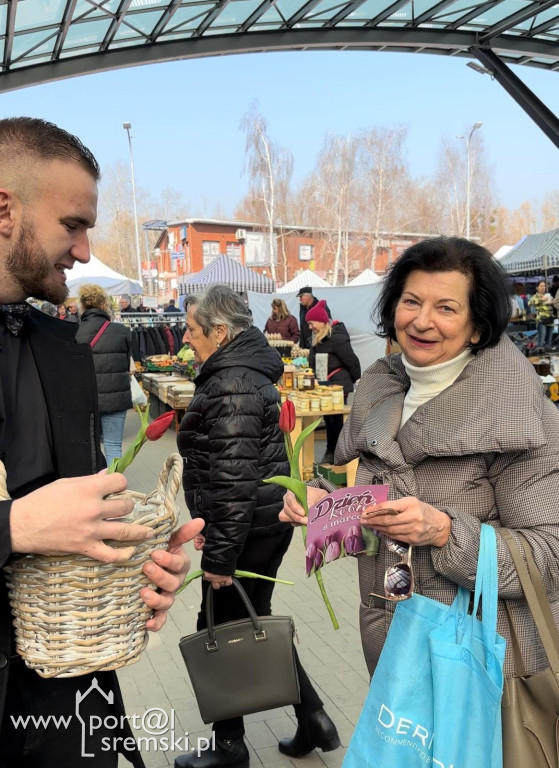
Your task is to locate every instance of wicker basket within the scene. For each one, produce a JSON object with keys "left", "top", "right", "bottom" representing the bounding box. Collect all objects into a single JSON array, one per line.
[{"left": 3, "top": 453, "right": 182, "bottom": 678}]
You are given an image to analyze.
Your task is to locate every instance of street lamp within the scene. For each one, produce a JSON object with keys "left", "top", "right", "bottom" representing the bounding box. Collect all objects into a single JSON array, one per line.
[
  {"left": 123, "top": 122, "right": 143, "bottom": 287},
  {"left": 457, "top": 122, "right": 483, "bottom": 240}
]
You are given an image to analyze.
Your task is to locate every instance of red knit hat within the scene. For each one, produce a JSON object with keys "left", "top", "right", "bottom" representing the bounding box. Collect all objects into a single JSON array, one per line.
[{"left": 305, "top": 300, "right": 329, "bottom": 324}]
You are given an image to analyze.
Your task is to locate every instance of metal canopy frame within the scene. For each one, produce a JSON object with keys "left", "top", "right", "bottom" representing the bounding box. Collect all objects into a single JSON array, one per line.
[{"left": 1, "top": 0, "right": 558, "bottom": 146}]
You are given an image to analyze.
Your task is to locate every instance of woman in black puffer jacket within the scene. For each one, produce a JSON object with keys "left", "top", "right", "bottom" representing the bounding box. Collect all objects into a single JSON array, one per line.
[
  {"left": 306, "top": 300, "right": 361, "bottom": 464},
  {"left": 76, "top": 283, "right": 132, "bottom": 467},
  {"left": 175, "top": 285, "right": 339, "bottom": 768}
]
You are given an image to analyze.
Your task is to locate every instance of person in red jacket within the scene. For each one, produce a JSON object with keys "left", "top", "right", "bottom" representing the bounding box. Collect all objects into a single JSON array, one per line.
[{"left": 264, "top": 298, "right": 300, "bottom": 342}]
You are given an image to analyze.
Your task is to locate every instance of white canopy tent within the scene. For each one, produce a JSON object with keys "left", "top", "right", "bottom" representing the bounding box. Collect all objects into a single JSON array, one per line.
[
  {"left": 348, "top": 269, "right": 383, "bottom": 285},
  {"left": 66, "top": 254, "right": 142, "bottom": 297},
  {"left": 277, "top": 270, "right": 331, "bottom": 294}
]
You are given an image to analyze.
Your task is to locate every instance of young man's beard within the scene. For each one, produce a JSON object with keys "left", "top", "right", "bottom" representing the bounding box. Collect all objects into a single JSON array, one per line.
[{"left": 5, "top": 219, "right": 68, "bottom": 305}]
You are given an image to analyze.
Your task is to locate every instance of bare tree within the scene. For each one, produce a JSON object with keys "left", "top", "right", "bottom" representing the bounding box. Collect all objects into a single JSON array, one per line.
[
  {"left": 240, "top": 102, "right": 293, "bottom": 282},
  {"left": 357, "top": 125, "right": 409, "bottom": 270},
  {"left": 434, "top": 130, "right": 495, "bottom": 239},
  {"left": 542, "top": 190, "right": 559, "bottom": 231},
  {"left": 310, "top": 133, "right": 359, "bottom": 285}
]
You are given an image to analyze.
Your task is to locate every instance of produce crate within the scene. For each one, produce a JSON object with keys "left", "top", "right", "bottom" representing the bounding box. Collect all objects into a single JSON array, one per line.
[
  {"left": 145, "top": 362, "right": 174, "bottom": 372},
  {"left": 314, "top": 463, "right": 347, "bottom": 486}
]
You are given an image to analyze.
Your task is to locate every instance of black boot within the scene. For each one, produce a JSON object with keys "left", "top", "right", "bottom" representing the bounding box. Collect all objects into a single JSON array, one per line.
[
  {"left": 174, "top": 736, "right": 249, "bottom": 768},
  {"left": 278, "top": 708, "right": 340, "bottom": 758}
]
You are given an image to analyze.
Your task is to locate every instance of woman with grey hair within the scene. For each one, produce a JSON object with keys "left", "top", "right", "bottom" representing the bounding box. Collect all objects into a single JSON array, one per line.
[{"left": 175, "top": 285, "right": 339, "bottom": 768}]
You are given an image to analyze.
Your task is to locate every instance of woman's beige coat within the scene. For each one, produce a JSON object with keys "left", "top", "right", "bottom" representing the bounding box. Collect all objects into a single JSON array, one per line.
[{"left": 336, "top": 335, "right": 559, "bottom": 677}]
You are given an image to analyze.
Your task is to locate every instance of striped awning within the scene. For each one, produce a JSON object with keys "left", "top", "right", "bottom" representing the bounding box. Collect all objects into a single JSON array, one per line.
[
  {"left": 178, "top": 254, "right": 275, "bottom": 295},
  {"left": 500, "top": 230, "right": 559, "bottom": 275}
]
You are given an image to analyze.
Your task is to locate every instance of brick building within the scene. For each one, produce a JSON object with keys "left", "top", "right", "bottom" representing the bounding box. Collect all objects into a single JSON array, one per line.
[{"left": 143, "top": 218, "right": 434, "bottom": 300}]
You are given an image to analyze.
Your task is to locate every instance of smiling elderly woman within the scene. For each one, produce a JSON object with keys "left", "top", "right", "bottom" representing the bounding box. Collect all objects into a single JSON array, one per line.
[{"left": 281, "top": 236, "right": 559, "bottom": 685}]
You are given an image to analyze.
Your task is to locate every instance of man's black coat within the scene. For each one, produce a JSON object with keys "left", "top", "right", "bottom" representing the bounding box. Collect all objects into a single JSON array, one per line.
[{"left": 0, "top": 309, "right": 143, "bottom": 766}]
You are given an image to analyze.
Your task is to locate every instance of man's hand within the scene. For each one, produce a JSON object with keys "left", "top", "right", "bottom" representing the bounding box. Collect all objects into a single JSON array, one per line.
[
  {"left": 10, "top": 472, "right": 154, "bottom": 563},
  {"left": 279, "top": 487, "right": 328, "bottom": 526},
  {"left": 141, "top": 518, "right": 205, "bottom": 631}
]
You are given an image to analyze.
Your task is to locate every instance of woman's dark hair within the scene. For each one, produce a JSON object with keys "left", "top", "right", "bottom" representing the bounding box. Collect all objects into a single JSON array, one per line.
[{"left": 374, "top": 236, "right": 511, "bottom": 352}]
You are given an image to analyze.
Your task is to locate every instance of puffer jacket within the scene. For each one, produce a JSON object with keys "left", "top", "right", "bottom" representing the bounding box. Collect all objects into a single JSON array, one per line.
[
  {"left": 76, "top": 308, "right": 132, "bottom": 414},
  {"left": 177, "top": 326, "right": 290, "bottom": 575},
  {"left": 309, "top": 322, "right": 361, "bottom": 394},
  {"left": 336, "top": 335, "right": 559, "bottom": 678}
]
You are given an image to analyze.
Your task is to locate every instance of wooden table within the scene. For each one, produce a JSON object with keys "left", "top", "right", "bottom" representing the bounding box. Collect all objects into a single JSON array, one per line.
[
  {"left": 292, "top": 405, "right": 358, "bottom": 486},
  {"left": 142, "top": 374, "right": 194, "bottom": 431}
]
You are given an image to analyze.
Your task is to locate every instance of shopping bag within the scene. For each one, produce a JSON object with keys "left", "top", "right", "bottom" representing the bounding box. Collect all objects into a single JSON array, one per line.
[
  {"left": 130, "top": 375, "right": 148, "bottom": 407},
  {"left": 343, "top": 524, "right": 505, "bottom": 768},
  {"left": 428, "top": 524, "right": 506, "bottom": 767}
]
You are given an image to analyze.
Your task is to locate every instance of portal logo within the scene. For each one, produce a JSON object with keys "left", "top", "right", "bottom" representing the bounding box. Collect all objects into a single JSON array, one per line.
[{"left": 75, "top": 677, "right": 114, "bottom": 757}]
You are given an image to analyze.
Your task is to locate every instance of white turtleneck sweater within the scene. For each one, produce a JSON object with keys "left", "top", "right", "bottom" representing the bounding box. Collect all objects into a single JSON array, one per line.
[{"left": 400, "top": 348, "right": 473, "bottom": 429}]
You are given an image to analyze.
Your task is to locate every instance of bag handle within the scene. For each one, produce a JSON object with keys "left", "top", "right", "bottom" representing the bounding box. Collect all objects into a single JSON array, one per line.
[
  {"left": 502, "top": 529, "right": 559, "bottom": 683},
  {"left": 205, "top": 578, "right": 263, "bottom": 645},
  {"left": 327, "top": 367, "right": 344, "bottom": 380},
  {"left": 466, "top": 524, "right": 499, "bottom": 654},
  {"left": 89, "top": 320, "right": 110, "bottom": 349}
]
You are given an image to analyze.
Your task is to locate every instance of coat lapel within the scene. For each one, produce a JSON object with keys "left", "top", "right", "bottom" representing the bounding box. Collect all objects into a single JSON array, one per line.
[
  {"left": 358, "top": 336, "right": 547, "bottom": 487},
  {"left": 27, "top": 309, "right": 104, "bottom": 476}
]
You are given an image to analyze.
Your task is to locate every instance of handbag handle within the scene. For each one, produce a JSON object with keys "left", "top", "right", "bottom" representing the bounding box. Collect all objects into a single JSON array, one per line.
[
  {"left": 502, "top": 529, "right": 559, "bottom": 684},
  {"left": 205, "top": 578, "right": 263, "bottom": 645},
  {"left": 89, "top": 320, "right": 110, "bottom": 349}
]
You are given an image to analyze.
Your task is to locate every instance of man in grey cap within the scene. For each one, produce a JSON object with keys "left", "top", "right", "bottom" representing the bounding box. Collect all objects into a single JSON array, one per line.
[{"left": 297, "top": 286, "right": 331, "bottom": 349}]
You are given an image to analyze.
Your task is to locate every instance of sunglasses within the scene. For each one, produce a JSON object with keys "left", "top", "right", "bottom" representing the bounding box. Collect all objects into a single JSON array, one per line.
[{"left": 369, "top": 538, "right": 414, "bottom": 602}]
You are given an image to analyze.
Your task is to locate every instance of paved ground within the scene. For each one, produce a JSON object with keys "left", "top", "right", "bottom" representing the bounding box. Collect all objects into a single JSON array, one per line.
[{"left": 118, "top": 409, "right": 369, "bottom": 768}]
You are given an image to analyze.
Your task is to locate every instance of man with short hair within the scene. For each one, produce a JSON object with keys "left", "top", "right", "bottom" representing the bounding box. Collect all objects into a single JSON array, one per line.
[
  {"left": 164, "top": 298, "right": 181, "bottom": 313},
  {"left": 0, "top": 117, "right": 203, "bottom": 767},
  {"left": 297, "top": 286, "right": 331, "bottom": 349},
  {"left": 119, "top": 294, "right": 135, "bottom": 313}
]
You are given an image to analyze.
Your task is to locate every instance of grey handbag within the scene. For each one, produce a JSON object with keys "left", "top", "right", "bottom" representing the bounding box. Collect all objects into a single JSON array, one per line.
[
  {"left": 501, "top": 530, "right": 559, "bottom": 768},
  {"left": 178, "top": 578, "right": 300, "bottom": 724}
]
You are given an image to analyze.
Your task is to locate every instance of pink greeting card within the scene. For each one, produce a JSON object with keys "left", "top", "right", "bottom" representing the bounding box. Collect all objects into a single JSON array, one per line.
[{"left": 305, "top": 485, "right": 389, "bottom": 575}]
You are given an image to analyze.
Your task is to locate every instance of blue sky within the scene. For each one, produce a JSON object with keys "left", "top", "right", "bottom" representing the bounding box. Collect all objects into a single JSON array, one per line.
[{"left": 1, "top": 49, "right": 557, "bottom": 216}]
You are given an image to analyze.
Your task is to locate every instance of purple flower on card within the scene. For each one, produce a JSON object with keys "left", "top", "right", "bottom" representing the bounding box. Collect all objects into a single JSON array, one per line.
[
  {"left": 325, "top": 541, "right": 341, "bottom": 563},
  {"left": 306, "top": 543, "right": 317, "bottom": 575},
  {"left": 344, "top": 525, "right": 363, "bottom": 555},
  {"left": 306, "top": 543, "right": 324, "bottom": 575},
  {"left": 345, "top": 536, "right": 361, "bottom": 555}
]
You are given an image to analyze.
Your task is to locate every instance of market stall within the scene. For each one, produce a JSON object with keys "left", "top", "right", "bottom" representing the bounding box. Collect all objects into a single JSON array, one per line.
[
  {"left": 178, "top": 253, "right": 275, "bottom": 296},
  {"left": 142, "top": 373, "right": 195, "bottom": 430}
]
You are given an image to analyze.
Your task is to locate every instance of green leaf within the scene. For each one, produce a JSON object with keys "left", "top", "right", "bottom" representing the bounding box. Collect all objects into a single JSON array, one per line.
[
  {"left": 291, "top": 418, "right": 322, "bottom": 478},
  {"left": 263, "top": 475, "right": 309, "bottom": 512},
  {"left": 361, "top": 526, "right": 380, "bottom": 555}
]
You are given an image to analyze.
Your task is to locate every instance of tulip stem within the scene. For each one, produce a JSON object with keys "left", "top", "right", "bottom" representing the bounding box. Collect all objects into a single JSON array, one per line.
[
  {"left": 301, "top": 518, "right": 339, "bottom": 630},
  {"left": 315, "top": 569, "right": 340, "bottom": 630},
  {"left": 177, "top": 568, "right": 294, "bottom": 594}
]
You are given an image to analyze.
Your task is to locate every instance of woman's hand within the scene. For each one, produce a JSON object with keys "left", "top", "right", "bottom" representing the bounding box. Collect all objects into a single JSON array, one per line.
[
  {"left": 361, "top": 496, "right": 451, "bottom": 548},
  {"left": 279, "top": 487, "right": 328, "bottom": 526},
  {"left": 193, "top": 534, "right": 205, "bottom": 551},
  {"left": 203, "top": 571, "right": 233, "bottom": 590}
]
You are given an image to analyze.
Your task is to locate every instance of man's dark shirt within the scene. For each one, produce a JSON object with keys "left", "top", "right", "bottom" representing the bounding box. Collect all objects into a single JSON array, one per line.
[{"left": 0, "top": 322, "right": 55, "bottom": 498}]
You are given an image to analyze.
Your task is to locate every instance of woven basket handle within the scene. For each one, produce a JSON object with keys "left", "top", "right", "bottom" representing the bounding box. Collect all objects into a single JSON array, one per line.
[
  {"left": 155, "top": 452, "right": 183, "bottom": 502},
  {"left": 0, "top": 460, "right": 9, "bottom": 502}
]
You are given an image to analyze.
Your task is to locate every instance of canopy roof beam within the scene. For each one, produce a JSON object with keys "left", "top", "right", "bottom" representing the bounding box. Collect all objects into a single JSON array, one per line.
[
  {"left": 472, "top": 46, "right": 559, "bottom": 150},
  {"left": 478, "top": 0, "right": 559, "bottom": 43}
]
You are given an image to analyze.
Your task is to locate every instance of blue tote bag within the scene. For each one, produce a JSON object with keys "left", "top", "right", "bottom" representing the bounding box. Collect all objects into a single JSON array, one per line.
[{"left": 343, "top": 524, "right": 506, "bottom": 768}]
